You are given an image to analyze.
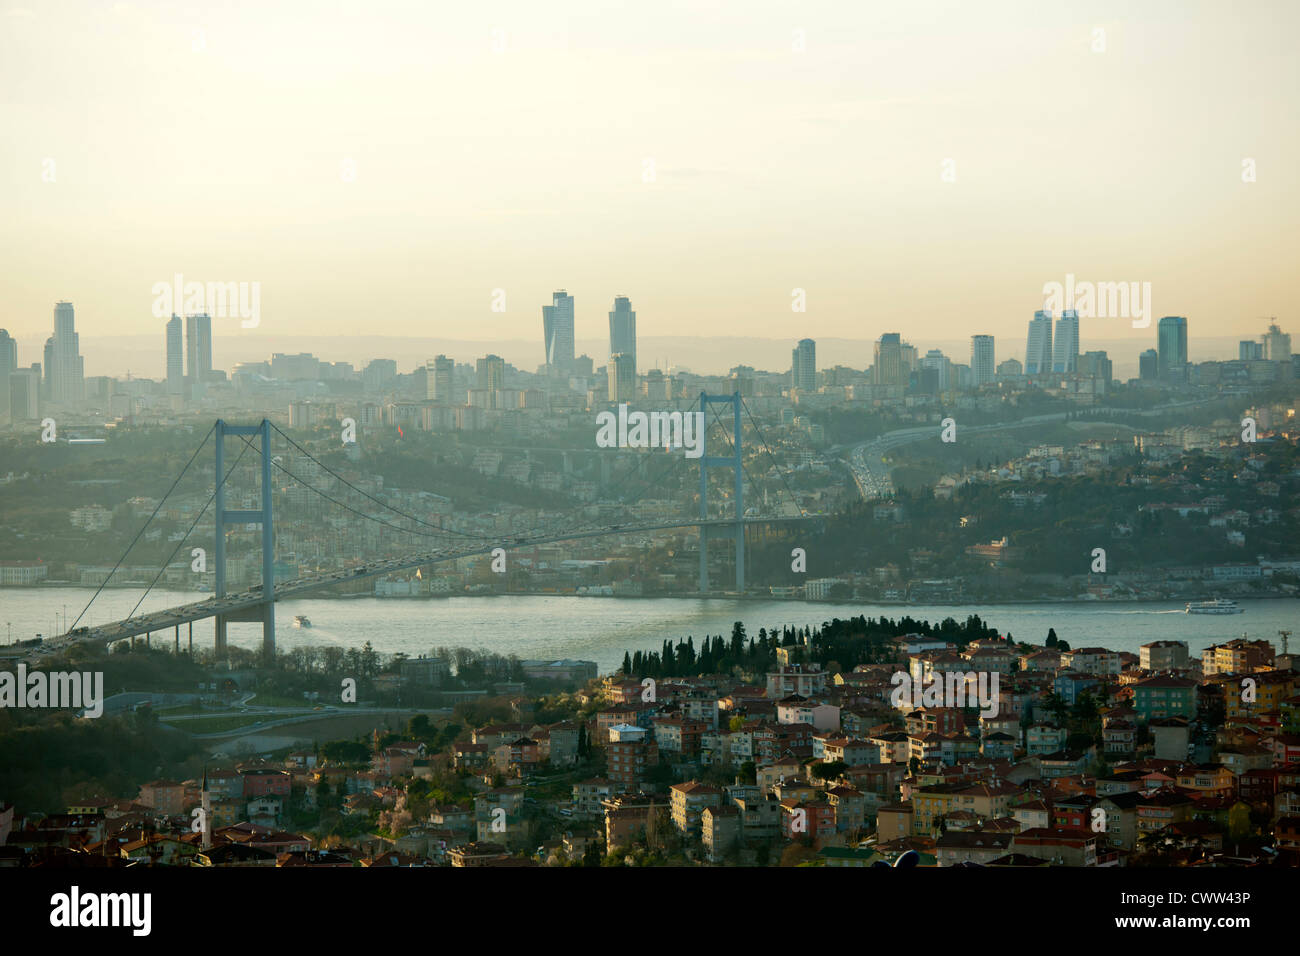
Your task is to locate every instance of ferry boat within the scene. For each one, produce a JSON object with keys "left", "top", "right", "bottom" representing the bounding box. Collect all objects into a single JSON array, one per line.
[
  {"left": 1185, "top": 599, "right": 1243, "bottom": 615},
  {"left": 292, "top": 615, "right": 312, "bottom": 628}
]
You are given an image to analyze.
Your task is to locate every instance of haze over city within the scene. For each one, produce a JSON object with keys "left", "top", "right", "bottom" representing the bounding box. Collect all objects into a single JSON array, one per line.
[
  {"left": 3, "top": 0, "right": 1298, "bottom": 350},
  {"left": 5, "top": 0, "right": 1300, "bottom": 907}
]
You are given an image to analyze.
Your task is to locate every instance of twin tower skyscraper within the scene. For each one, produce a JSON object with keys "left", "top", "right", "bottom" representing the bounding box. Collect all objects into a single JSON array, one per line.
[
  {"left": 542, "top": 291, "right": 637, "bottom": 377},
  {"left": 1025, "top": 309, "right": 1080, "bottom": 375}
]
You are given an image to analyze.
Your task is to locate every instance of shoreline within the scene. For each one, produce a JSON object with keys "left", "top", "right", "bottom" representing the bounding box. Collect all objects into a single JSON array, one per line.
[{"left": 7, "top": 583, "right": 1293, "bottom": 609}]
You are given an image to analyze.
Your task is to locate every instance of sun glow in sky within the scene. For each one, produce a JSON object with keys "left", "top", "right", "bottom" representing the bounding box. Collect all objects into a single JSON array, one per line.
[{"left": 2, "top": 0, "right": 1296, "bottom": 358}]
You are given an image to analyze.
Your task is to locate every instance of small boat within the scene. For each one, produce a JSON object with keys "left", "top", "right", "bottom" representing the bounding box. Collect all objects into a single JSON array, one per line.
[
  {"left": 292, "top": 615, "right": 312, "bottom": 628},
  {"left": 1185, "top": 599, "right": 1243, "bottom": 615}
]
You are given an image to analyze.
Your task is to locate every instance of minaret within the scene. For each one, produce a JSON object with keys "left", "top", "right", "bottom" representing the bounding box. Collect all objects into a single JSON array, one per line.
[{"left": 201, "top": 766, "right": 212, "bottom": 852}]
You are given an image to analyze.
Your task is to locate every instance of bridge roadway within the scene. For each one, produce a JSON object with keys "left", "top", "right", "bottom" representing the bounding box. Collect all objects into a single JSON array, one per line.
[{"left": 33, "top": 515, "right": 818, "bottom": 659}]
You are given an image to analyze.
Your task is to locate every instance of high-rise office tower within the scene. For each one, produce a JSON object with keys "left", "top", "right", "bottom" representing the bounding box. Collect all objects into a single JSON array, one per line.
[
  {"left": 608, "top": 352, "right": 637, "bottom": 403},
  {"left": 1139, "top": 348, "right": 1158, "bottom": 380},
  {"left": 427, "top": 355, "right": 454, "bottom": 402},
  {"left": 42, "top": 336, "right": 55, "bottom": 402},
  {"left": 474, "top": 354, "right": 507, "bottom": 410},
  {"left": 1052, "top": 310, "right": 1079, "bottom": 373},
  {"left": 1157, "top": 316, "right": 1188, "bottom": 377},
  {"left": 0, "top": 330, "right": 15, "bottom": 376},
  {"left": 921, "top": 349, "right": 952, "bottom": 391},
  {"left": 542, "top": 290, "right": 575, "bottom": 371},
  {"left": 362, "top": 358, "right": 398, "bottom": 393},
  {"left": 873, "top": 333, "right": 905, "bottom": 386},
  {"left": 1081, "top": 350, "right": 1112, "bottom": 393},
  {"left": 0, "top": 329, "right": 15, "bottom": 423},
  {"left": 900, "top": 342, "right": 918, "bottom": 375},
  {"left": 1262, "top": 322, "right": 1291, "bottom": 362},
  {"left": 609, "top": 296, "right": 637, "bottom": 372},
  {"left": 49, "top": 302, "right": 85, "bottom": 406},
  {"left": 476, "top": 354, "right": 507, "bottom": 391},
  {"left": 186, "top": 313, "right": 213, "bottom": 386},
  {"left": 9, "top": 367, "right": 39, "bottom": 421},
  {"left": 791, "top": 338, "right": 817, "bottom": 391},
  {"left": 166, "top": 314, "right": 184, "bottom": 395},
  {"left": 1025, "top": 310, "right": 1053, "bottom": 375},
  {"left": 1240, "top": 340, "right": 1264, "bottom": 361},
  {"left": 970, "top": 335, "right": 995, "bottom": 385}
]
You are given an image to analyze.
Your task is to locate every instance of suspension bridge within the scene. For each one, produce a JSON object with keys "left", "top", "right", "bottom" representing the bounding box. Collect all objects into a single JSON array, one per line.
[{"left": 41, "top": 393, "right": 819, "bottom": 661}]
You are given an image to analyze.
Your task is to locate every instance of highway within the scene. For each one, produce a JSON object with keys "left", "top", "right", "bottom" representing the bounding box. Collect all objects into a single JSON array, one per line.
[{"left": 840, "top": 399, "right": 1216, "bottom": 503}]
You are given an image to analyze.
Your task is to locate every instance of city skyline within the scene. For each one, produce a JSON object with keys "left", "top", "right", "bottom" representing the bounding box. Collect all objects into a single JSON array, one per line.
[{"left": 1, "top": 299, "right": 1293, "bottom": 400}]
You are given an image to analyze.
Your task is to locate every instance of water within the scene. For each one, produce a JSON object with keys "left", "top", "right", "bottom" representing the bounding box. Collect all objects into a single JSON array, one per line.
[{"left": 2, "top": 588, "right": 1297, "bottom": 674}]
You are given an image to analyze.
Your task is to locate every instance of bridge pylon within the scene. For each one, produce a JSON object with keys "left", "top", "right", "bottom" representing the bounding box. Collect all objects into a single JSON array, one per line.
[
  {"left": 698, "top": 392, "right": 744, "bottom": 593},
  {"left": 213, "top": 419, "right": 276, "bottom": 659}
]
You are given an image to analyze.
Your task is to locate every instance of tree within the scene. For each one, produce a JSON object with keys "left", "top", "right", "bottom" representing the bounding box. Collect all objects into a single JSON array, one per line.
[
  {"left": 406, "top": 714, "right": 431, "bottom": 739},
  {"left": 1227, "top": 802, "right": 1252, "bottom": 841},
  {"left": 811, "top": 760, "right": 847, "bottom": 783},
  {"left": 730, "top": 622, "right": 747, "bottom": 658},
  {"left": 577, "top": 723, "right": 591, "bottom": 761},
  {"left": 780, "top": 843, "right": 819, "bottom": 867}
]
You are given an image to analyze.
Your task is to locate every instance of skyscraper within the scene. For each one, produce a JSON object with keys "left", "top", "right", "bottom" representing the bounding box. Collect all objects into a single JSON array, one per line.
[
  {"left": 1052, "top": 310, "right": 1079, "bottom": 374},
  {"left": 165, "top": 314, "right": 184, "bottom": 395},
  {"left": 1081, "top": 350, "right": 1112, "bottom": 393},
  {"left": 1240, "top": 340, "right": 1264, "bottom": 361},
  {"left": 1025, "top": 310, "right": 1053, "bottom": 375},
  {"left": 363, "top": 358, "right": 398, "bottom": 393},
  {"left": 186, "top": 313, "right": 213, "bottom": 386},
  {"left": 1157, "top": 316, "right": 1188, "bottom": 377},
  {"left": 0, "top": 330, "right": 16, "bottom": 376},
  {"left": 542, "top": 290, "right": 575, "bottom": 371},
  {"left": 1139, "top": 348, "right": 1159, "bottom": 380},
  {"left": 476, "top": 354, "right": 506, "bottom": 391},
  {"left": 921, "top": 349, "right": 951, "bottom": 391},
  {"left": 50, "top": 302, "right": 85, "bottom": 405},
  {"left": 474, "top": 354, "right": 507, "bottom": 409},
  {"left": 873, "top": 333, "right": 905, "bottom": 387},
  {"left": 0, "top": 329, "right": 15, "bottom": 423},
  {"left": 970, "top": 335, "right": 995, "bottom": 385},
  {"left": 608, "top": 352, "right": 636, "bottom": 403},
  {"left": 791, "top": 338, "right": 816, "bottom": 391},
  {"left": 427, "top": 355, "right": 454, "bottom": 402},
  {"left": 1262, "top": 322, "right": 1291, "bottom": 362},
  {"left": 41, "top": 337, "right": 53, "bottom": 402},
  {"left": 9, "top": 368, "right": 39, "bottom": 421},
  {"left": 609, "top": 296, "right": 637, "bottom": 373}
]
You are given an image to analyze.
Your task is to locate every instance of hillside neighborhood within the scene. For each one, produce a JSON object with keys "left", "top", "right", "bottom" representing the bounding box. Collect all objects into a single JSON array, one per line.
[{"left": 5, "top": 626, "right": 1299, "bottom": 868}]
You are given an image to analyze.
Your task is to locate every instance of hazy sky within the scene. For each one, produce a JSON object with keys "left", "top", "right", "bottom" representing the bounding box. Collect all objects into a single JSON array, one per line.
[{"left": 2, "top": 0, "right": 1297, "bottom": 369}]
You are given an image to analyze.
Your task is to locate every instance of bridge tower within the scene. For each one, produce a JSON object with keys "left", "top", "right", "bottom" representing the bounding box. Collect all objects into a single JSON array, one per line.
[
  {"left": 698, "top": 392, "right": 744, "bottom": 593},
  {"left": 213, "top": 419, "right": 276, "bottom": 659}
]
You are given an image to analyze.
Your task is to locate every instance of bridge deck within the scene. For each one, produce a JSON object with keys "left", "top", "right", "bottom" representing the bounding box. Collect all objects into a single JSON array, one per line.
[{"left": 34, "top": 515, "right": 818, "bottom": 658}]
